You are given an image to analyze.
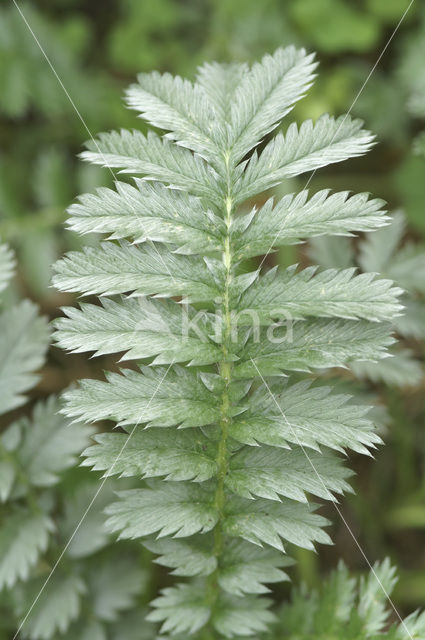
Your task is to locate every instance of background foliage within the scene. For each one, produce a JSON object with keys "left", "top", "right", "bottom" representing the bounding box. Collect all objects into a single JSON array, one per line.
[{"left": 0, "top": 0, "right": 424, "bottom": 633}]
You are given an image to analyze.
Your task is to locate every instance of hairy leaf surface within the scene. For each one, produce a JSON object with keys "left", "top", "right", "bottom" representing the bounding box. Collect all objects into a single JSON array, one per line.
[
  {"left": 67, "top": 180, "right": 223, "bottom": 254},
  {"left": 82, "top": 429, "right": 218, "bottom": 482},
  {"left": 234, "top": 319, "right": 395, "bottom": 377},
  {"left": 239, "top": 266, "right": 402, "bottom": 322},
  {"left": 235, "top": 115, "right": 374, "bottom": 202},
  {"left": 232, "top": 190, "right": 387, "bottom": 260},
  {"left": 53, "top": 242, "right": 220, "bottom": 302},
  {"left": 81, "top": 130, "right": 220, "bottom": 200},
  {"left": 230, "top": 380, "right": 380, "bottom": 454},
  {"left": 53, "top": 46, "right": 404, "bottom": 638},
  {"left": 63, "top": 366, "right": 227, "bottom": 427},
  {"left": 105, "top": 483, "right": 218, "bottom": 539},
  {"left": 54, "top": 297, "right": 220, "bottom": 365}
]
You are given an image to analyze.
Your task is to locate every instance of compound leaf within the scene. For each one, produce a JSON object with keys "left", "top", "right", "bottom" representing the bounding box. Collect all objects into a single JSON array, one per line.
[
  {"left": 54, "top": 297, "right": 220, "bottom": 366},
  {"left": 105, "top": 483, "right": 218, "bottom": 540},
  {"left": 126, "top": 72, "right": 223, "bottom": 163},
  {"left": 228, "top": 46, "right": 317, "bottom": 164},
  {"left": 16, "top": 573, "right": 86, "bottom": 640},
  {"left": 53, "top": 241, "right": 220, "bottom": 303},
  {"left": 227, "top": 445, "right": 352, "bottom": 502},
  {"left": 230, "top": 379, "right": 380, "bottom": 455},
  {"left": 235, "top": 115, "right": 374, "bottom": 202},
  {"left": 234, "top": 319, "right": 395, "bottom": 378},
  {"left": 81, "top": 130, "right": 220, "bottom": 200},
  {"left": 239, "top": 266, "right": 402, "bottom": 323},
  {"left": 224, "top": 497, "right": 331, "bottom": 551},
  {"left": 82, "top": 428, "right": 218, "bottom": 482},
  {"left": 15, "top": 397, "right": 93, "bottom": 487},
  {"left": 0, "top": 510, "right": 53, "bottom": 590},
  {"left": 148, "top": 584, "right": 211, "bottom": 635},
  {"left": 0, "top": 300, "right": 49, "bottom": 415},
  {"left": 63, "top": 366, "right": 224, "bottom": 428},
  {"left": 67, "top": 180, "right": 224, "bottom": 254},
  {"left": 233, "top": 190, "right": 387, "bottom": 260}
]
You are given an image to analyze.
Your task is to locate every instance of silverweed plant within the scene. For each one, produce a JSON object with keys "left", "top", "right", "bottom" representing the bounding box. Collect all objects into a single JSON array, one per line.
[{"left": 53, "top": 47, "right": 404, "bottom": 638}]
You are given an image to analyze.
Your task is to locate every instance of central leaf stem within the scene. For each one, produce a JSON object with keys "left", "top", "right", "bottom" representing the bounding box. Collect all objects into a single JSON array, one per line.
[{"left": 206, "top": 157, "right": 235, "bottom": 620}]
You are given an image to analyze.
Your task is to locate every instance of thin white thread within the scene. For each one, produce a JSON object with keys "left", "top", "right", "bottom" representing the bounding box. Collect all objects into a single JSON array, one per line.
[
  {"left": 250, "top": 4, "right": 415, "bottom": 628},
  {"left": 249, "top": 357, "right": 413, "bottom": 639},
  {"left": 257, "top": 0, "right": 415, "bottom": 272},
  {"left": 13, "top": 362, "right": 174, "bottom": 640},
  {"left": 11, "top": 0, "right": 416, "bottom": 636},
  {"left": 9, "top": 1, "right": 183, "bottom": 635}
]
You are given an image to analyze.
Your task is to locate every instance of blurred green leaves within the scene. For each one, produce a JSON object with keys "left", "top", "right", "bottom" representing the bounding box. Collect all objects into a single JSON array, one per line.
[
  {"left": 109, "top": 0, "right": 185, "bottom": 73},
  {"left": 394, "top": 155, "right": 425, "bottom": 232},
  {"left": 0, "top": 4, "right": 96, "bottom": 119},
  {"left": 289, "top": 0, "right": 380, "bottom": 54}
]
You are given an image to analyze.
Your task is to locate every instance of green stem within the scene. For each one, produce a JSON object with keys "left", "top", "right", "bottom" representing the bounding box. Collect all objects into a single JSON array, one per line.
[{"left": 206, "top": 157, "right": 235, "bottom": 623}]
